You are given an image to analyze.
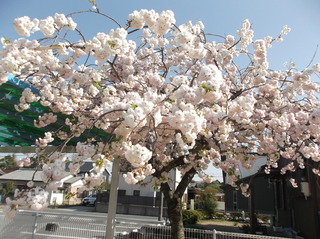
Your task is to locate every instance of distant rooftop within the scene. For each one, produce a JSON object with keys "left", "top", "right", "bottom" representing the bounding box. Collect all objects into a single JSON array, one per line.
[
  {"left": 0, "top": 168, "right": 70, "bottom": 182},
  {"left": 64, "top": 176, "right": 83, "bottom": 184}
]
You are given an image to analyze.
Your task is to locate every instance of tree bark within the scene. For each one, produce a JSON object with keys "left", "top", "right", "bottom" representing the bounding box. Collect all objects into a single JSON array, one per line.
[
  {"left": 160, "top": 167, "right": 197, "bottom": 239},
  {"left": 166, "top": 195, "right": 185, "bottom": 239}
]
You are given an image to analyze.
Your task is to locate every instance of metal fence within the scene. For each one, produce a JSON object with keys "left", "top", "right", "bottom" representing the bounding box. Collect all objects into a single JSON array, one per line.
[
  {"left": 0, "top": 211, "right": 289, "bottom": 239},
  {"left": 136, "top": 225, "right": 289, "bottom": 239},
  {"left": 215, "top": 230, "right": 290, "bottom": 239}
]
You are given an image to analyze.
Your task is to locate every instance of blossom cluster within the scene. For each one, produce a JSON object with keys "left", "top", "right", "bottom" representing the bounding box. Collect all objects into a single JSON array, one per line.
[
  {"left": 35, "top": 132, "right": 54, "bottom": 148},
  {"left": 1, "top": 7, "right": 320, "bottom": 215},
  {"left": 77, "top": 173, "right": 105, "bottom": 193},
  {"left": 34, "top": 113, "right": 57, "bottom": 128},
  {"left": 41, "top": 152, "right": 67, "bottom": 191},
  {"left": 3, "top": 187, "right": 49, "bottom": 217},
  {"left": 15, "top": 88, "right": 40, "bottom": 112},
  {"left": 13, "top": 13, "right": 76, "bottom": 37},
  {"left": 128, "top": 9, "right": 176, "bottom": 35}
]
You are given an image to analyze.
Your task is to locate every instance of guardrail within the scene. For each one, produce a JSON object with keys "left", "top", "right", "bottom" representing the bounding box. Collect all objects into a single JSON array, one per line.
[{"left": 0, "top": 211, "right": 290, "bottom": 239}]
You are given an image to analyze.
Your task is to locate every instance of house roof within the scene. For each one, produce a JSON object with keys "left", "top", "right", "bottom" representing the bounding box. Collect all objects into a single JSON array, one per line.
[
  {"left": 79, "top": 161, "right": 94, "bottom": 173},
  {"left": 64, "top": 176, "right": 83, "bottom": 184},
  {"left": 65, "top": 161, "right": 93, "bottom": 174},
  {"left": 0, "top": 168, "right": 70, "bottom": 182},
  {"left": 65, "top": 161, "right": 111, "bottom": 176},
  {"left": 0, "top": 169, "right": 4, "bottom": 175},
  {"left": 2, "top": 168, "right": 18, "bottom": 174}
]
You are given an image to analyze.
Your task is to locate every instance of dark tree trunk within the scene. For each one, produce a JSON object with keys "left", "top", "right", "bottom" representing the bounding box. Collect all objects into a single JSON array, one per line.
[
  {"left": 160, "top": 167, "right": 197, "bottom": 239},
  {"left": 166, "top": 195, "right": 185, "bottom": 239}
]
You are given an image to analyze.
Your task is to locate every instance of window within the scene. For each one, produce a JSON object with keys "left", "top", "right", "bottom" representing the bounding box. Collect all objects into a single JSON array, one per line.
[
  {"left": 118, "top": 190, "right": 126, "bottom": 196},
  {"left": 133, "top": 190, "right": 140, "bottom": 196},
  {"left": 233, "top": 191, "right": 237, "bottom": 210}
]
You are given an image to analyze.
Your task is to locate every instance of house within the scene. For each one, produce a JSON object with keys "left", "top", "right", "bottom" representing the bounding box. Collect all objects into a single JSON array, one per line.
[
  {"left": 215, "top": 193, "right": 225, "bottom": 211},
  {"left": 96, "top": 168, "right": 187, "bottom": 217},
  {"left": 188, "top": 181, "right": 225, "bottom": 211},
  {"left": 0, "top": 168, "right": 84, "bottom": 205},
  {"left": 223, "top": 155, "right": 320, "bottom": 239},
  {"left": 60, "top": 175, "right": 84, "bottom": 205}
]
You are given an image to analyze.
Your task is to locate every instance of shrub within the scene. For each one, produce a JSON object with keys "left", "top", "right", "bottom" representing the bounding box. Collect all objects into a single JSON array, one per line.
[
  {"left": 0, "top": 181, "right": 14, "bottom": 197},
  {"left": 182, "top": 210, "right": 204, "bottom": 225},
  {"left": 229, "top": 211, "right": 243, "bottom": 221}
]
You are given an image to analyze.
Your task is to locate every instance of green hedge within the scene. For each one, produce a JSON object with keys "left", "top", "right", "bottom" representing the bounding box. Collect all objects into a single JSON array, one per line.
[{"left": 182, "top": 210, "right": 204, "bottom": 225}]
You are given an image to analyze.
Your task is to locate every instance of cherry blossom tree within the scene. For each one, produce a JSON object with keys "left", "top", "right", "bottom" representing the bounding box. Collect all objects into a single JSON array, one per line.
[{"left": 1, "top": 4, "right": 320, "bottom": 239}]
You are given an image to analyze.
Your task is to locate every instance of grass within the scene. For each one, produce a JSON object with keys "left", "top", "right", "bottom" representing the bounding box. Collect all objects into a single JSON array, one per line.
[{"left": 198, "top": 219, "right": 244, "bottom": 227}]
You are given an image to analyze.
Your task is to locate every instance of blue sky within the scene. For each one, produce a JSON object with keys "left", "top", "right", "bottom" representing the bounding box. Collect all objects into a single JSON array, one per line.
[
  {"left": 1, "top": 0, "right": 319, "bottom": 70},
  {"left": 1, "top": 0, "right": 319, "bottom": 181}
]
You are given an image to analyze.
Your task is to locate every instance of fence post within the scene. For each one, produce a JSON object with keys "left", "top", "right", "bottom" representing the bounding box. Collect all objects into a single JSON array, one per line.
[
  {"left": 31, "top": 212, "right": 38, "bottom": 239},
  {"left": 212, "top": 229, "right": 216, "bottom": 239}
]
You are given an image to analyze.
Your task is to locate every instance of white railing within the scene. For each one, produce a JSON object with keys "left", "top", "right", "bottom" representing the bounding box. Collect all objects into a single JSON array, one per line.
[
  {"left": 137, "top": 225, "right": 289, "bottom": 239},
  {"left": 215, "top": 230, "right": 290, "bottom": 239},
  {"left": 0, "top": 211, "right": 290, "bottom": 239}
]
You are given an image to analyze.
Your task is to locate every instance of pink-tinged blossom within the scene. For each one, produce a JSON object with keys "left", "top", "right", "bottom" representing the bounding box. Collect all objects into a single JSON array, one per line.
[
  {"left": 228, "top": 93, "right": 256, "bottom": 124},
  {"left": 79, "top": 173, "right": 105, "bottom": 191},
  {"left": 312, "top": 168, "right": 320, "bottom": 176},
  {"left": 309, "top": 109, "right": 320, "bottom": 124},
  {"left": 289, "top": 178, "right": 298, "bottom": 188},
  {"left": 53, "top": 13, "right": 77, "bottom": 30},
  {"left": 13, "top": 16, "right": 39, "bottom": 36},
  {"left": 124, "top": 143, "right": 152, "bottom": 168},
  {"left": 27, "top": 181, "right": 34, "bottom": 188},
  {"left": 17, "top": 157, "right": 31, "bottom": 167},
  {"left": 237, "top": 19, "right": 253, "bottom": 49},
  {"left": 2, "top": 8, "right": 320, "bottom": 217},
  {"left": 39, "top": 16, "right": 55, "bottom": 36},
  {"left": 36, "top": 132, "right": 54, "bottom": 148},
  {"left": 92, "top": 154, "right": 111, "bottom": 173},
  {"left": 34, "top": 113, "right": 57, "bottom": 128},
  {"left": 240, "top": 183, "right": 250, "bottom": 197},
  {"left": 123, "top": 172, "right": 138, "bottom": 184},
  {"left": 128, "top": 10, "right": 145, "bottom": 29}
]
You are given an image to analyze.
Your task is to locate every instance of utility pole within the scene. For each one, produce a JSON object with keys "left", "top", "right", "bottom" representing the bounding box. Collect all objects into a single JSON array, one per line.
[
  {"left": 105, "top": 157, "right": 120, "bottom": 239},
  {"left": 158, "top": 191, "right": 164, "bottom": 221}
]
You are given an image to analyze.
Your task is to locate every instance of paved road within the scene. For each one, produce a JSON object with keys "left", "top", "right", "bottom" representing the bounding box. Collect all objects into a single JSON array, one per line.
[{"left": 0, "top": 206, "right": 164, "bottom": 239}]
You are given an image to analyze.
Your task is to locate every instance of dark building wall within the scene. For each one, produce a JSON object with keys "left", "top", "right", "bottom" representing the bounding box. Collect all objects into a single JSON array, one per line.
[
  {"left": 225, "top": 170, "right": 320, "bottom": 239},
  {"left": 224, "top": 161, "right": 320, "bottom": 239},
  {"left": 276, "top": 166, "right": 320, "bottom": 239},
  {"left": 253, "top": 177, "right": 275, "bottom": 214},
  {"left": 97, "top": 191, "right": 166, "bottom": 207},
  {"left": 224, "top": 176, "right": 275, "bottom": 214}
]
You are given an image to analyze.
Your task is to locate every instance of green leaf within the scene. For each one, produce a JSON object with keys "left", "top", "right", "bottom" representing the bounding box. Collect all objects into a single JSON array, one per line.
[
  {"left": 131, "top": 104, "right": 138, "bottom": 109},
  {"left": 93, "top": 82, "right": 101, "bottom": 88},
  {"left": 107, "top": 40, "right": 116, "bottom": 48},
  {"left": 200, "top": 83, "right": 212, "bottom": 93}
]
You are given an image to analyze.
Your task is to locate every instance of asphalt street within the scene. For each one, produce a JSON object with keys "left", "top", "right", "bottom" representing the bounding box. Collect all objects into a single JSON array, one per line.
[{"left": 0, "top": 205, "right": 164, "bottom": 239}]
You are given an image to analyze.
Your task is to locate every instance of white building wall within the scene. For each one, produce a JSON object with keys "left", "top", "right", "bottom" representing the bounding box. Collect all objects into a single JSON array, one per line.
[
  {"left": 216, "top": 201, "right": 225, "bottom": 211},
  {"left": 225, "top": 155, "right": 268, "bottom": 183},
  {"left": 118, "top": 175, "right": 157, "bottom": 197},
  {"left": 71, "top": 180, "right": 84, "bottom": 187},
  {"left": 50, "top": 192, "right": 64, "bottom": 205},
  {"left": 118, "top": 169, "right": 187, "bottom": 198}
]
